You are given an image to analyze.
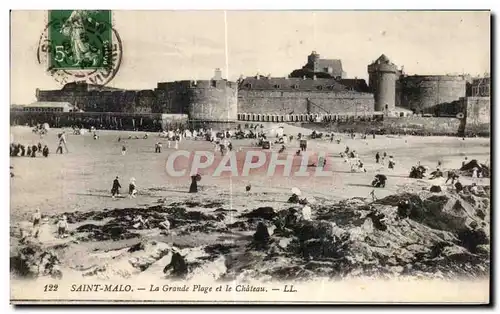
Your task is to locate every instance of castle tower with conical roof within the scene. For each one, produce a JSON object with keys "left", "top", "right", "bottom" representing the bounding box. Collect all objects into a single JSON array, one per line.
[{"left": 368, "top": 54, "right": 399, "bottom": 112}]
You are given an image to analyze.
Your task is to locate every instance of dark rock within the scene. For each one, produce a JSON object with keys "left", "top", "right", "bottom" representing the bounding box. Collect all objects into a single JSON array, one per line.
[
  {"left": 295, "top": 220, "right": 335, "bottom": 242},
  {"left": 10, "top": 244, "right": 61, "bottom": 278},
  {"left": 204, "top": 243, "right": 239, "bottom": 256},
  {"left": 366, "top": 212, "right": 388, "bottom": 231},
  {"left": 430, "top": 185, "right": 442, "bottom": 193},
  {"left": 476, "top": 209, "right": 486, "bottom": 220},
  {"left": 253, "top": 222, "right": 271, "bottom": 247},
  {"left": 163, "top": 252, "right": 188, "bottom": 278},
  {"left": 428, "top": 242, "right": 453, "bottom": 259},
  {"left": 227, "top": 221, "right": 251, "bottom": 231},
  {"left": 127, "top": 242, "right": 145, "bottom": 253},
  {"left": 184, "top": 201, "right": 200, "bottom": 207},
  {"left": 273, "top": 208, "right": 300, "bottom": 231},
  {"left": 300, "top": 236, "right": 349, "bottom": 259},
  {"left": 241, "top": 207, "right": 277, "bottom": 220},
  {"left": 397, "top": 200, "right": 412, "bottom": 219},
  {"left": 76, "top": 224, "right": 100, "bottom": 232},
  {"left": 287, "top": 194, "right": 300, "bottom": 204},
  {"left": 458, "top": 228, "right": 489, "bottom": 253},
  {"left": 214, "top": 208, "right": 236, "bottom": 212}
]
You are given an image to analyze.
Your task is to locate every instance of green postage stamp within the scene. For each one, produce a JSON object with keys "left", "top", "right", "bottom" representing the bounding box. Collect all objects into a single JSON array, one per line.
[
  {"left": 48, "top": 10, "right": 112, "bottom": 70},
  {"left": 37, "top": 10, "right": 122, "bottom": 85}
]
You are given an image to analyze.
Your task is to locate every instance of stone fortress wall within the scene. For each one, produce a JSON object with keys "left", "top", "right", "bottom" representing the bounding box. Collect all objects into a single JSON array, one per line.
[
  {"left": 32, "top": 52, "right": 489, "bottom": 135},
  {"left": 155, "top": 79, "right": 238, "bottom": 122},
  {"left": 398, "top": 75, "right": 467, "bottom": 112}
]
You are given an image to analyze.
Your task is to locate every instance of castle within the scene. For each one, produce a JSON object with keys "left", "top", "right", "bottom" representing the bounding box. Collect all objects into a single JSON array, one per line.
[{"left": 16, "top": 51, "right": 489, "bottom": 134}]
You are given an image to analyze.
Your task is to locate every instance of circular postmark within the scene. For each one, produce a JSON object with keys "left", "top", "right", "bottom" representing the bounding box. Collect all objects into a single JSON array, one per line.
[{"left": 36, "top": 11, "right": 123, "bottom": 86}]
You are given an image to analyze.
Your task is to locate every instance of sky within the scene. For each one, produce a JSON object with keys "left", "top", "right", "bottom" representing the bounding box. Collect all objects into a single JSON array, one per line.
[{"left": 10, "top": 10, "right": 490, "bottom": 104}]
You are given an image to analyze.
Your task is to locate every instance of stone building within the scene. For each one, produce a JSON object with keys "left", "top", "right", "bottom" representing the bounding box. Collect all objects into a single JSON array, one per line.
[
  {"left": 237, "top": 75, "right": 374, "bottom": 122},
  {"left": 290, "top": 51, "right": 346, "bottom": 79}
]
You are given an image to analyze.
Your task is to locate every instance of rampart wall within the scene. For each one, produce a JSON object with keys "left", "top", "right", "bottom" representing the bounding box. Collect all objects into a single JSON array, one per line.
[
  {"left": 398, "top": 75, "right": 466, "bottom": 112},
  {"left": 464, "top": 96, "right": 490, "bottom": 135},
  {"left": 238, "top": 90, "right": 374, "bottom": 115}
]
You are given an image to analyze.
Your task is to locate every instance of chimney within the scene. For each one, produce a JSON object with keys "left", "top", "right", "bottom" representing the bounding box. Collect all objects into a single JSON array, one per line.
[
  {"left": 303, "top": 75, "right": 306, "bottom": 80},
  {"left": 213, "top": 68, "right": 222, "bottom": 80},
  {"left": 256, "top": 73, "right": 260, "bottom": 80},
  {"left": 267, "top": 74, "right": 271, "bottom": 79}
]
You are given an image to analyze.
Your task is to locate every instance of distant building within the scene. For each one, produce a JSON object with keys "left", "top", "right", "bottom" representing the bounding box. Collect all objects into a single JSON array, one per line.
[
  {"left": 14, "top": 101, "right": 73, "bottom": 113},
  {"left": 290, "top": 51, "right": 346, "bottom": 79}
]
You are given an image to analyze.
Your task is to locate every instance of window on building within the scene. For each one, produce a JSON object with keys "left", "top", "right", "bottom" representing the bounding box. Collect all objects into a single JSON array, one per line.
[
  {"left": 274, "top": 84, "right": 281, "bottom": 89},
  {"left": 246, "top": 83, "right": 252, "bottom": 89},
  {"left": 211, "top": 80, "right": 217, "bottom": 88},
  {"left": 317, "top": 86, "right": 323, "bottom": 90},
  {"left": 292, "top": 84, "right": 298, "bottom": 89}
]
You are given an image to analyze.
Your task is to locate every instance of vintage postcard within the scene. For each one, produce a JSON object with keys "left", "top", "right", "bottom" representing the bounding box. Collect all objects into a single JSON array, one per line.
[{"left": 9, "top": 10, "right": 491, "bottom": 304}]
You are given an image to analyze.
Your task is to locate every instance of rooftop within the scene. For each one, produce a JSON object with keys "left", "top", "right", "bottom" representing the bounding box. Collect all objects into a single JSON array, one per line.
[{"left": 238, "top": 76, "right": 365, "bottom": 92}]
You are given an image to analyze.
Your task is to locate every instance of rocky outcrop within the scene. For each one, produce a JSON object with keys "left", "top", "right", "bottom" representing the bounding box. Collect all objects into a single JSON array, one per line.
[
  {"left": 10, "top": 242, "right": 63, "bottom": 279},
  {"left": 12, "top": 186, "right": 490, "bottom": 282}
]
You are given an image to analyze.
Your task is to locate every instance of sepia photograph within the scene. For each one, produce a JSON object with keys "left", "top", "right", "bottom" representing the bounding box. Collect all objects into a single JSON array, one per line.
[{"left": 9, "top": 9, "right": 491, "bottom": 304}]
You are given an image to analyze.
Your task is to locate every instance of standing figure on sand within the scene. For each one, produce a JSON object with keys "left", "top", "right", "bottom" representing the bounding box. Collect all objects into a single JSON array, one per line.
[
  {"left": 31, "top": 208, "right": 42, "bottom": 239},
  {"left": 129, "top": 178, "right": 137, "bottom": 198},
  {"left": 189, "top": 174, "right": 201, "bottom": 193},
  {"left": 111, "top": 176, "right": 121, "bottom": 199},
  {"left": 155, "top": 142, "right": 162, "bottom": 153},
  {"left": 57, "top": 131, "right": 69, "bottom": 153}
]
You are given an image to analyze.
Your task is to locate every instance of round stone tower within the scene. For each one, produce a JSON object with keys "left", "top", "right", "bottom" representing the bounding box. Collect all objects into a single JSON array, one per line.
[
  {"left": 307, "top": 51, "right": 320, "bottom": 66},
  {"left": 368, "top": 54, "right": 399, "bottom": 112}
]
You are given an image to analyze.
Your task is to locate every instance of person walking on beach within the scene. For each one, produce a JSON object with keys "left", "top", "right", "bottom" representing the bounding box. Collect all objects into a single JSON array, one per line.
[
  {"left": 155, "top": 142, "right": 162, "bottom": 153},
  {"left": 56, "top": 142, "right": 63, "bottom": 154},
  {"left": 31, "top": 208, "right": 42, "bottom": 238},
  {"left": 58, "top": 131, "right": 69, "bottom": 153},
  {"left": 129, "top": 177, "right": 137, "bottom": 198},
  {"left": 121, "top": 145, "right": 127, "bottom": 156},
  {"left": 375, "top": 152, "right": 380, "bottom": 164},
  {"left": 111, "top": 176, "right": 121, "bottom": 198},
  {"left": 57, "top": 215, "right": 68, "bottom": 238}
]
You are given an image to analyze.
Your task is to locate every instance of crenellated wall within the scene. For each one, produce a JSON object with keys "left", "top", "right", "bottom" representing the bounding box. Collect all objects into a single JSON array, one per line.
[{"left": 238, "top": 90, "right": 374, "bottom": 115}]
